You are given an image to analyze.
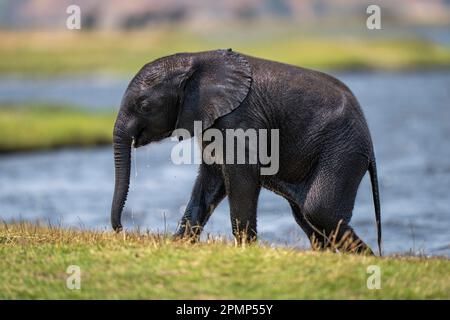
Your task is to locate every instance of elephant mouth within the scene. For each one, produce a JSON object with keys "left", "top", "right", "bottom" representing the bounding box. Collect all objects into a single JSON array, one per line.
[
  {"left": 134, "top": 130, "right": 172, "bottom": 148},
  {"left": 132, "top": 127, "right": 146, "bottom": 148}
]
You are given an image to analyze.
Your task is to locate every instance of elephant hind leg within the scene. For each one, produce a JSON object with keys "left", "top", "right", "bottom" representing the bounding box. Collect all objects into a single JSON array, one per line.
[
  {"left": 288, "top": 200, "right": 315, "bottom": 240},
  {"left": 289, "top": 200, "right": 371, "bottom": 253},
  {"left": 296, "top": 154, "right": 374, "bottom": 255}
]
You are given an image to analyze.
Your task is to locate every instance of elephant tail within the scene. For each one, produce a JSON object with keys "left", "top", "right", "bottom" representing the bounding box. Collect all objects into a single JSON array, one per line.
[{"left": 369, "top": 157, "right": 382, "bottom": 256}]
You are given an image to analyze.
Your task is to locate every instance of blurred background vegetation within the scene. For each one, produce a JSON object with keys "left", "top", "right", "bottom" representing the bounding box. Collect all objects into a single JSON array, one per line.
[{"left": 0, "top": 0, "right": 450, "bottom": 77}]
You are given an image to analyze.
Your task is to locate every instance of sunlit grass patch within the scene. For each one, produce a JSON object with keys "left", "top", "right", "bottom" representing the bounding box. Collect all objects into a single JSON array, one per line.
[
  {"left": 0, "top": 222, "right": 448, "bottom": 299},
  {"left": 0, "top": 103, "right": 115, "bottom": 152}
]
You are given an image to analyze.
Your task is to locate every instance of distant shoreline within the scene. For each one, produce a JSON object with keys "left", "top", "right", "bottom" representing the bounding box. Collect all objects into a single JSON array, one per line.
[{"left": 0, "top": 104, "right": 114, "bottom": 153}]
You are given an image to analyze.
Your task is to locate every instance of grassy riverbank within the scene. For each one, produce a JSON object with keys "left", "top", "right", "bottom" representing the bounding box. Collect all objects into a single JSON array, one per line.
[
  {"left": 0, "top": 223, "right": 448, "bottom": 299},
  {"left": 1, "top": 30, "right": 450, "bottom": 76},
  {"left": 0, "top": 104, "right": 114, "bottom": 152}
]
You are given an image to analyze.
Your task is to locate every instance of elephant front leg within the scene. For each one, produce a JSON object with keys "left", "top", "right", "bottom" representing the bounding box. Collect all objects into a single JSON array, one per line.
[
  {"left": 223, "top": 165, "right": 261, "bottom": 244},
  {"left": 175, "top": 164, "right": 225, "bottom": 240}
]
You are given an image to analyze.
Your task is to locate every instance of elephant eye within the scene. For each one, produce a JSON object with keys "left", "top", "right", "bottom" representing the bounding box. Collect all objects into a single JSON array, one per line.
[{"left": 137, "top": 99, "right": 152, "bottom": 114}]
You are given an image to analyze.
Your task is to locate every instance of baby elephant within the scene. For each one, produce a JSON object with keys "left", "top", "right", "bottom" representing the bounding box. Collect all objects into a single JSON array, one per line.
[{"left": 111, "top": 49, "right": 381, "bottom": 255}]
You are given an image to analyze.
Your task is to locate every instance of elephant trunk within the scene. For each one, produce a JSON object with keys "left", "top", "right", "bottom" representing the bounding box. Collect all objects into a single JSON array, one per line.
[{"left": 111, "top": 121, "right": 133, "bottom": 232}]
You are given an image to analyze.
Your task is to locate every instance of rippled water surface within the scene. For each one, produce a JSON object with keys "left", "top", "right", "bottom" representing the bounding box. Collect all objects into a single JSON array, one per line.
[{"left": 1, "top": 71, "right": 449, "bottom": 256}]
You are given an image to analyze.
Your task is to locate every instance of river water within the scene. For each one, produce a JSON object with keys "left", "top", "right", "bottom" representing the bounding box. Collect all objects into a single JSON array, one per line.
[{"left": 0, "top": 71, "right": 449, "bottom": 256}]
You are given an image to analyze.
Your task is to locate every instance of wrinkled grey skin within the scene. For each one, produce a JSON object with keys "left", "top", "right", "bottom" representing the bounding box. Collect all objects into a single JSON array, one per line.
[{"left": 111, "top": 49, "right": 381, "bottom": 255}]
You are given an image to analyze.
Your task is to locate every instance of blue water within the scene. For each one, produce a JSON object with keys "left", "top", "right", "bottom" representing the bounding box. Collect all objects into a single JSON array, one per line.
[{"left": 0, "top": 71, "right": 449, "bottom": 256}]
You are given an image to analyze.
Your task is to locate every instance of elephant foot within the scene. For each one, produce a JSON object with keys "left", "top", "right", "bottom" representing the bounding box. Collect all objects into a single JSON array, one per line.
[
  {"left": 173, "top": 224, "right": 202, "bottom": 243},
  {"left": 310, "top": 230, "right": 375, "bottom": 255},
  {"left": 233, "top": 230, "right": 258, "bottom": 247}
]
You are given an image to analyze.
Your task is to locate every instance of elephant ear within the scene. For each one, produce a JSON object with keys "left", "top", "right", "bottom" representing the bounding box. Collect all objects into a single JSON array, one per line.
[{"left": 176, "top": 49, "right": 252, "bottom": 135}]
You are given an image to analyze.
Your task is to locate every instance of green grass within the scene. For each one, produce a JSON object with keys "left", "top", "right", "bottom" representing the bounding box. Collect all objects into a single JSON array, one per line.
[
  {"left": 0, "top": 223, "right": 448, "bottom": 299},
  {"left": 0, "top": 104, "right": 115, "bottom": 152},
  {"left": 1, "top": 30, "right": 450, "bottom": 76}
]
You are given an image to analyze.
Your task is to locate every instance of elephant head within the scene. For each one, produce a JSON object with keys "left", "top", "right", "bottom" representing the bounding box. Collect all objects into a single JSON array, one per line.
[{"left": 111, "top": 49, "right": 252, "bottom": 231}]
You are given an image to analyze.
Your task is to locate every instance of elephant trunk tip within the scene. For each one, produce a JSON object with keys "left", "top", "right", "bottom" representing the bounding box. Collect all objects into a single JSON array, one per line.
[{"left": 112, "top": 222, "right": 123, "bottom": 233}]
